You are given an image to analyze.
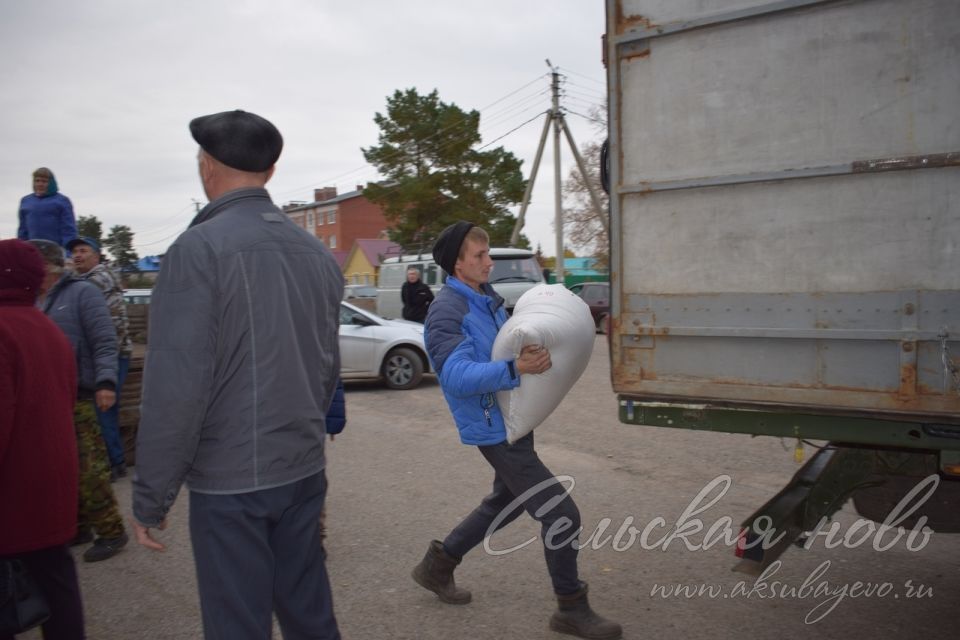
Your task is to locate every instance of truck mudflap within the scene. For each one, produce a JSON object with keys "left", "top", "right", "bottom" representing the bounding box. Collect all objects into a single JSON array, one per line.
[
  {"left": 734, "top": 446, "right": 841, "bottom": 575},
  {"left": 734, "top": 444, "right": 960, "bottom": 575}
]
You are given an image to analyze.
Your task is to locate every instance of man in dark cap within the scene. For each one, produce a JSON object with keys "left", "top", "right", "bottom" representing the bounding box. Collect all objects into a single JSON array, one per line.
[
  {"left": 413, "top": 222, "right": 621, "bottom": 639},
  {"left": 30, "top": 238, "right": 127, "bottom": 564},
  {"left": 67, "top": 236, "right": 132, "bottom": 481},
  {"left": 132, "top": 110, "right": 343, "bottom": 639}
]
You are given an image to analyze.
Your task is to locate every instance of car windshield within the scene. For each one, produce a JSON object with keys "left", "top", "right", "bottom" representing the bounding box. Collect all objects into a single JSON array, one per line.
[
  {"left": 340, "top": 304, "right": 379, "bottom": 325},
  {"left": 489, "top": 256, "right": 542, "bottom": 284}
]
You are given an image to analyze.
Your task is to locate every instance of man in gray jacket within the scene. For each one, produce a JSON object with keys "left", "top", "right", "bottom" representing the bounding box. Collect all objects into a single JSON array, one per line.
[
  {"left": 132, "top": 110, "right": 344, "bottom": 640},
  {"left": 30, "top": 238, "right": 128, "bottom": 563}
]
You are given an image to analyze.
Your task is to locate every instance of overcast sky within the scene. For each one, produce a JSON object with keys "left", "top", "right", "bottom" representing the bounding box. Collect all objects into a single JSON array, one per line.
[{"left": 1, "top": 1, "right": 607, "bottom": 258}]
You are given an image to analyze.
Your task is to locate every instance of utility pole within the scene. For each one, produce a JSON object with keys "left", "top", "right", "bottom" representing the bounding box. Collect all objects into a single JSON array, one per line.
[
  {"left": 550, "top": 61, "right": 565, "bottom": 285},
  {"left": 510, "top": 60, "right": 606, "bottom": 285}
]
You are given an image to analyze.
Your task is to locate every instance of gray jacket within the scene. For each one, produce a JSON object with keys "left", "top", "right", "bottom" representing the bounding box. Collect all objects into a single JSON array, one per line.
[
  {"left": 41, "top": 274, "right": 118, "bottom": 393},
  {"left": 133, "top": 188, "right": 343, "bottom": 527}
]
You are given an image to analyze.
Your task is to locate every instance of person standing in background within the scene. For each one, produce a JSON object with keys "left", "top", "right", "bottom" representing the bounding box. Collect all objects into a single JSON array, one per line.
[
  {"left": 67, "top": 236, "right": 133, "bottom": 481},
  {"left": 319, "top": 378, "right": 346, "bottom": 553},
  {"left": 0, "top": 239, "right": 86, "bottom": 639},
  {"left": 18, "top": 168, "right": 77, "bottom": 247},
  {"left": 29, "top": 238, "right": 128, "bottom": 564},
  {"left": 401, "top": 267, "right": 434, "bottom": 323}
]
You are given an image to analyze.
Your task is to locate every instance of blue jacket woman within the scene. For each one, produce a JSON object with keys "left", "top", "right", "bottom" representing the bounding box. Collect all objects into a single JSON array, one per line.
[{"left": 18, "top": 168, "right": 77, "bottom": 247}]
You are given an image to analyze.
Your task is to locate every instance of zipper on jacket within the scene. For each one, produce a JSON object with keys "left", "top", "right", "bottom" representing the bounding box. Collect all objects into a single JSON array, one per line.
[{"left": 481, "top": 393, "right": 494, "bottom": 427}]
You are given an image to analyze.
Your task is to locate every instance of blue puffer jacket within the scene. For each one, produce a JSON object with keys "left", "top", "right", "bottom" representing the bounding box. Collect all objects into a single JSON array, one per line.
[
  {"left": 40, "top": 273, "right": 118, "bottom": 393},
  {"left": 18, "top": 175, "right": 77, "bottom": 247},
  {"left": 425, "top": 277, "right": 520, "bottom": 445}
]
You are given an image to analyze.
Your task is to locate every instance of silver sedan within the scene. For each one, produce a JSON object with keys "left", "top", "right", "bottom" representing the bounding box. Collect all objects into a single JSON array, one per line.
[{"left": 339, "top": 302, "right": 433, "bottom": 390}]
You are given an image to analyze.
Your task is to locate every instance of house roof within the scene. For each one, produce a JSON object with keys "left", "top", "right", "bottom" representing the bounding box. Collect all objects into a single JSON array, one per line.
[
  {"left": 352, "top": 239, "right": 402, "bottom": 268},
  {"left": 285, "top": 187, "right": 364, "bottom": 212},
  {"left": 121, "top": 255, "right": 162, "bottom": 272},
  {"left": 330, "top": 250, "right": 349, "bottom": 268}
]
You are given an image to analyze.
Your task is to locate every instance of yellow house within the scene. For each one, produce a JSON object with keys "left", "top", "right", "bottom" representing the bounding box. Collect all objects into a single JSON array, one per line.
[{"left": 342, "top": 239, "right": 401, "bottom": 285}]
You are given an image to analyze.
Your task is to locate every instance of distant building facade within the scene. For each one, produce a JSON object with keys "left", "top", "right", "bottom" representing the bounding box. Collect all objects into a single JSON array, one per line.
[{"left": 283, "top": 186, "right": 390, "bottom": 254}]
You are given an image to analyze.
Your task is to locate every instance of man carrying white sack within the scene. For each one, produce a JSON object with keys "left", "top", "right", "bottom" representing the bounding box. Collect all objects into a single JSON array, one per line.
[{"left": 414, "top": 221, "right": 621, "bottom": 640}]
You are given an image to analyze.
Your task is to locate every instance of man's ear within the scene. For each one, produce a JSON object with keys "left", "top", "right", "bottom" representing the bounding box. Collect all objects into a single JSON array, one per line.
[{"left": 198, "top": 152, "right": 213, "bottom": 182}]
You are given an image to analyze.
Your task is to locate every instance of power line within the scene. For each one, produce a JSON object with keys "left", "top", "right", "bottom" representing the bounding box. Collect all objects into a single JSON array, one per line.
[
  {"left": 274, "top": 73, "right": 549, "bottom": 200},
  {"left": 294, "top": 87, "right": 552, "bottom": 191},
  {"left": 559, "top": 66, "right": 606, "bottom": 86},
  {"left": 566, "top": 109, "right": 606, "bottom": 126},
  {"left": 136, "top": 229, "right": 186, "bottom": 250},
  {"left": 135, "top": 203, "right": 197, "bottom": 239},
  {"left": 562, "top": 85, "right": 606, "bottom": 103},
  {"left": 478, "top": 111, "right": 548, "bottom": 150}
]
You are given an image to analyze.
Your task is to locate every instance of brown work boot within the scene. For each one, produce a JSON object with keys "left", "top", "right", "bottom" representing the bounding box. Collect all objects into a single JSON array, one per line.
[
  {"left": 549, "top": 583, "right": 622, "bottom": 639},
  {"left": 411, "top": 540, "right": 472, "bottom": 604}
]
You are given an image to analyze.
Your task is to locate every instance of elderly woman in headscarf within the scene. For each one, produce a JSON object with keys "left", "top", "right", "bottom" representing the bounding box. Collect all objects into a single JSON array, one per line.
[{"left": 17, "top": 167, "right": 78, "bottom": 247}]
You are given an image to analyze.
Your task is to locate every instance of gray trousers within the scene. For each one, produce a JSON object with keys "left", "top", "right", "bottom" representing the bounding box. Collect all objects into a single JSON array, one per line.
[
  {"left": 189, "top": 471, "right": 340, "bottom": 640},
  {"left": 442, "top": 433, "right": 582, "bottom": 594}
]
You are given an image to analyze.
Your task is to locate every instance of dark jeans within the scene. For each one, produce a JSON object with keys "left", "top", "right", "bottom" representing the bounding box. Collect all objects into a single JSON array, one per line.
[
  {"left": 189, "top": 471, "right": 340, "bottom": 640},
  {"left": 0, "top": 545, "right": 85, "bottom": 640},
  {"left": 93, "top": 355, "right": 129, "bottom": 468},
  {"left": 443, "top": 433, "right": 581, "bottom": 594}
]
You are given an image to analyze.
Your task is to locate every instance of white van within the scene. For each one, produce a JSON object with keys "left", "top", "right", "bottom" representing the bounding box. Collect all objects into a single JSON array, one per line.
[{"left": 376, "top": 248, "right": 544, "bottom": 319}]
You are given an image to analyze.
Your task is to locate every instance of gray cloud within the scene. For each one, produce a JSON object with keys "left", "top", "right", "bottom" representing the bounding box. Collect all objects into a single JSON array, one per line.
[{"left": 2, "top": 0, "right": 607, "bottom": 256}]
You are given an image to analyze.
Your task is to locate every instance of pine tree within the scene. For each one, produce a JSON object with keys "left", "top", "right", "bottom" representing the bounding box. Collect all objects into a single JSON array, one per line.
[
  {"left": 77, "top": 215, "right": 104, "bottom": 245},
  {"left": 363, "top": 88, "right": 529, "bottom": 249},
  {"left": 103, "top": 225, "right": 139, "bottom": 270}
]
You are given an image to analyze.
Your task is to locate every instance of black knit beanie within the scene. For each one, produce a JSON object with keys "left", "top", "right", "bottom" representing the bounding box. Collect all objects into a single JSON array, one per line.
[{"left": 432, "top": 221, "right": 475, "bottom": 276}]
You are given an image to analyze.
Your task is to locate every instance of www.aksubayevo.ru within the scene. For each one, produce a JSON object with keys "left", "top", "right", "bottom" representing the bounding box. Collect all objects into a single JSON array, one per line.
[{"left": 649, "top": 559, "right": 933, "bottom": 624}]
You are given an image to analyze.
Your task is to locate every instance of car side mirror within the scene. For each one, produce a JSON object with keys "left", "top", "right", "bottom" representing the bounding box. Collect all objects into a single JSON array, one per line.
[{"left": 352, "top": 315, "right": 376, "bottom": 327}]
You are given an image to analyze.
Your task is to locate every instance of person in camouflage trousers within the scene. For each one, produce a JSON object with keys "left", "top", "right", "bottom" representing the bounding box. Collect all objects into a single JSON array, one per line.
[
  {"left": 74, "top": 401, "right": 126, "bottom": 543},
  {"left": 30, "top": 238, "right": 129, "bottom": 563},
  {"left": 68, "top": 236, "right": 133, "bottom": 480}
]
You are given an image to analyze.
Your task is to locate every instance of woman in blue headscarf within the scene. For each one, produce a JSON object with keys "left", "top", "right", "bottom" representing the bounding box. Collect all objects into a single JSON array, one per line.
[{"left": 17, "top": 167, "right": 78, "bottom": 247}]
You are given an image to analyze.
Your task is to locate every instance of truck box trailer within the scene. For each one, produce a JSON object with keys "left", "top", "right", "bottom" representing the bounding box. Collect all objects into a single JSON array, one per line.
[{"left": 604, "top": 0, "right": 960, "bottom": 571}]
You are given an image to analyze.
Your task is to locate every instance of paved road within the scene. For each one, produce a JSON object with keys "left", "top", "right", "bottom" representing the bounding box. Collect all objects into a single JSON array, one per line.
[{"left": 32, "top": 337, "right": 959, "bottom": 639}]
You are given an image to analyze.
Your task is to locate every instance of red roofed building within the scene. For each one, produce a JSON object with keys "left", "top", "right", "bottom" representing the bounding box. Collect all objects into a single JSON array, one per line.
[
  {"left": 329, "top": 251, "right": 350, "bottom": 270},
  {"left": 283, "top": 185, "right": 390, "bottom": 254}
]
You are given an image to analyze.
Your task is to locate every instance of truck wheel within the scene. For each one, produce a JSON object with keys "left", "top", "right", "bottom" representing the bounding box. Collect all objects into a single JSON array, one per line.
[{"left": 382, "top": 347, "right": 424, "bottom": 390}]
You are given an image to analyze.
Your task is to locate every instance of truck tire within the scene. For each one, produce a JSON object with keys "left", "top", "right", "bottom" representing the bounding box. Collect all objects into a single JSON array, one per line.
[{"left": 853, "top": 473, "right": 960, "bottom": 533}]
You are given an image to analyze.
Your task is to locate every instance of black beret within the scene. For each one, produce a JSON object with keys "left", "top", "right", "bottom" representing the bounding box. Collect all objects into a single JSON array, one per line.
[
  {"left": 432, "top": 221, "right": 475, "bottom": 276},
  {"left": 189, "top": 109, "right": 283, "bottom": 172}
]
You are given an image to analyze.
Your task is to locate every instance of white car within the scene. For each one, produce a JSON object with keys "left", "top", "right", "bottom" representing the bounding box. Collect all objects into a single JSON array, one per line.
[
  {"left": 122, "top": 288, "right": 153, "bottom": 304},
  {"left": 339, "top": 301, "right": 432, "bottom": 389}
]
